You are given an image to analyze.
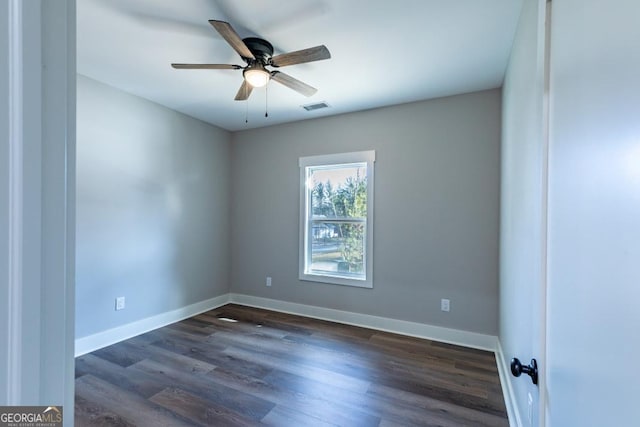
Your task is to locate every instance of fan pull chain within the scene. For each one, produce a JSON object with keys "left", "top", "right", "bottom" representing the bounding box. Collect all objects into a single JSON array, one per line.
[
  {"left": 265, "top": 84, "right": 269, "bottom": 118},
  {"left": 245, "top": 97, "right": 249, "bottom": 124}
]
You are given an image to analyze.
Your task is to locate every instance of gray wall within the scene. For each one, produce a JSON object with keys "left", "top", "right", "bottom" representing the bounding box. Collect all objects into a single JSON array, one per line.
[
  {"left": 76, "top": 75, "right": 231, "bottom": 339},
  {"left": 231, "top": 90, "right": 501, "bottom": 334},
  {"left": 546, "top": 0, "right": 640, "bottom": 424},
  {"left": 499, "top": 0, "right": 545, "bottom": 424}
]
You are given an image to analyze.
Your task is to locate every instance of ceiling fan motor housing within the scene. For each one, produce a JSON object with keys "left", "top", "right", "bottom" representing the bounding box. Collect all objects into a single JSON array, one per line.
[{"left": 242, "top": 37, "right": 274, "bottom": 65}]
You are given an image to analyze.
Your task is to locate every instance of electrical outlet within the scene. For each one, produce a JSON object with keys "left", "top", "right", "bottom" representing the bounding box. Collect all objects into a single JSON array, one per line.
[
  {"left": 115, "top": 296, "right": 125, "bottom": 311},
  {"left": 441, "top": 298, "right": 450, "bottom": 312},
  {"left": 266, "top": 276, "right": 272, "bottom": 287}
]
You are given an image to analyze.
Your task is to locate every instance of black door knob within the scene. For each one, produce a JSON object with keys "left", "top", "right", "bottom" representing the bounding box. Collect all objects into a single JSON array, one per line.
[{"left": 510, "top": 357, "right": 538, "bottom": 385}]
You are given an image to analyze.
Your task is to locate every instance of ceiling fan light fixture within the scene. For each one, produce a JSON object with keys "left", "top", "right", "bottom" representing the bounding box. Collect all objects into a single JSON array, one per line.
[
  {"left": 243, "top": 67, "right": 270, "bottom": 88},
  {"left": 172, "top": 21, "right": 331, "bottom": 101}
]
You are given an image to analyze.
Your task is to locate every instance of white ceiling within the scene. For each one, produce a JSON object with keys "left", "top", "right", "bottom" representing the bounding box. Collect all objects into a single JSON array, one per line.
[{"left": 78, "top": 0, "right": 523, "bottom": 132}]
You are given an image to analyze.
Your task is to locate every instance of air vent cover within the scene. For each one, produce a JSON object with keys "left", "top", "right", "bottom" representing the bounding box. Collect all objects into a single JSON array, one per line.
[{"left": 302, "top": 101, "right": 330, "bottom": 111}]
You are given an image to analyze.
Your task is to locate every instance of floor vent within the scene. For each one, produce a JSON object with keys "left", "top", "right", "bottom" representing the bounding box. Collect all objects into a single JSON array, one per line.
[{"left": 302, "top": 101, "right": 330, "bottom": 111}]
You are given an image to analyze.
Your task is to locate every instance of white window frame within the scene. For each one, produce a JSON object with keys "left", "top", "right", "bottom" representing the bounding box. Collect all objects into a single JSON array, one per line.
[{"left": 299, "top": 150, "right": 375, "bottom": 288}]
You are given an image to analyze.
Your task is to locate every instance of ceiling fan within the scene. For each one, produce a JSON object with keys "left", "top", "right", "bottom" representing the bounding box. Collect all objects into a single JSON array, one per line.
[{"left": 171, "top": 20, "right": 331, "bottom": 101}]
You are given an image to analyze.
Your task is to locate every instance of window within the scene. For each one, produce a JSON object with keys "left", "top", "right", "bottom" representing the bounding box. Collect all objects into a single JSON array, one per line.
[{"left": 299, "top": 151, "right": 375, "bottom": 288}]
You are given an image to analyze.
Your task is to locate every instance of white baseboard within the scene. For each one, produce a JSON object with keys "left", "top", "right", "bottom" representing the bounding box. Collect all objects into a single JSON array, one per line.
[
  {"left": 496, "top": 340, "right": 523, "bottom": 427},
  {"left": 228, "top": 293, "right": 498, "bottom": 351},
  {"left": 74, "top": 294, "right": 230, "bottom": 357}
]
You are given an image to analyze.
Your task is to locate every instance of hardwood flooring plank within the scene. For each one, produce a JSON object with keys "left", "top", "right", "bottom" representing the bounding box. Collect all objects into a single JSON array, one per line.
[
  {"left": 283, "top": 329, "right": 475, "bottom": 380},
  {"left": 75, "top": 395, "right": 137, "bottom": 427},
  {"left": 150, "top": 323, "right": 215, "bottom": 345},
  {"left": 123, "top": 330, "right": 165, "bottom": 346},
  {"left": 184, "top": 343, "right": 275, "bottom": 379},
  {"left": 75, "top": 353, "right": 167, "bottom": 398},
  {"left": 143, "top": 343, "right": 217, "bottom": 375},
  {"left": 166, "top": 319, "right": 216, "bottom": 336},
  {"left": 223, "top": 344, "right": 371, "bottom": 393},
  {"left": 377, "top": 358, "right": 491, "bottom": 398},
  {"left": 452, "top": 360, "right": 502, "bottom": 384},
  {"left": 181, "top": 316, "right": 218, "bottom": 329},
  {"left": 146, "top": 327, "right": 228, "bottom": 359},
  {"left": 90, "top": 340, "right": 153, "bottom": 368},
  {"left": 375, "top": 374, "right": 506, "bottom": 418},
  {"left": 369, "top": 383, "right": 509, "bottom": 426},
  {"left": 281, "top": 332, "right": 375, "bottom": 358},
  {"left": 257, "top": 366, "right": 488, "bottom": 427},
  {"left": 129, "top": 358, "right": 275, "bottom": 420},
  {"left": 211, "top": 305, "right": 315, "bottom": 336},
  {"left": 369, "top": 333, "right": 495, "bottom": 365},
  {"left": 150, "top": 387, "right": 260, "bottom": 427},
  {"left": 261, "top": 404, "right": 337, "bottom": 427},
  {"left": 206, "top": 367, "right": 380, "bottom": 426},
  {"left": 150, "top": 336, "right": 208, "bottom": 356},
  {"left": 196, "top": 312, "right": 291, "bottom": 340},
  {"left": 75, "top": 374, "right": 196, "bottom": 426}
]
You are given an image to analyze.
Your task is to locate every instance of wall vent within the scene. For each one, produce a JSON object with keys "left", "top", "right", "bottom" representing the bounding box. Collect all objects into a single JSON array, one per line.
[{"left": 302, "top": 101, "right": 330, "bottom": 111}]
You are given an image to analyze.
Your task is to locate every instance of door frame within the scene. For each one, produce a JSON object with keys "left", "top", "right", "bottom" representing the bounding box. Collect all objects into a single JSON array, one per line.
[{"left": 0, "top": 1, "right": 76, "bottom": 420}]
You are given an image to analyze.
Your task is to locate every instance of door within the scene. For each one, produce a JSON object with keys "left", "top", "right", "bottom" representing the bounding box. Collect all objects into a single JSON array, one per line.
[
  {"left": 545, "top": 0, "right": 640, "bottom": 425},
  {"left": 500, "top": 0, "right": 550, "bottom": 425}
]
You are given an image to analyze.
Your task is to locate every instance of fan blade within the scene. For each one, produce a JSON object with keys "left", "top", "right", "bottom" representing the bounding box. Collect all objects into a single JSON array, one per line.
[
  {"left": 271, "top": 45, "right": 331, "bottom": 67},
  {"left": 209, "top": 20, "right": 255, "bottom": 60},
  {"left": 270, "top": 71, "right": 317, "bottom": 97},
  {"left": 171, "top": 63, "right": 242, "bottom": 70},
  {"left": 234, "top": 80, "right": 253, "bottom": 101}
]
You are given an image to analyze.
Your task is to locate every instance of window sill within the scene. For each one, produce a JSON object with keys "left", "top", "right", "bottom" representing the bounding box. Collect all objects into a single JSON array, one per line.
[{"left": 299, "top": 272, "right": 373, "bottom": 289}]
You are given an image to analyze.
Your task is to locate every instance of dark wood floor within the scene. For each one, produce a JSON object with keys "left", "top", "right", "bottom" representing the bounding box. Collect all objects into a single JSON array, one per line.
[{"left": 75, "top": 304, "right": 509, "bottom": 426}]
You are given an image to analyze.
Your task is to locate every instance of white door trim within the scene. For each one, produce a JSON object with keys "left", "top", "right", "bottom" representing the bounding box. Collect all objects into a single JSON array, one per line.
[
  {"left": 539, "top": 0, "right": 553, "bottom": 425},
  {"left": 6, "top": 0, "right": 24, "bottom": 404}
]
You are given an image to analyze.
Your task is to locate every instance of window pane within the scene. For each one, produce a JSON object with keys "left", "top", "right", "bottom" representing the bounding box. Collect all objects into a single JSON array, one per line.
[
  {"left": 309, "top": 165, "right": 367, "bottom": 219},
  {"left": 309, "top": 221, "right": 365, "bottom": 279}
]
